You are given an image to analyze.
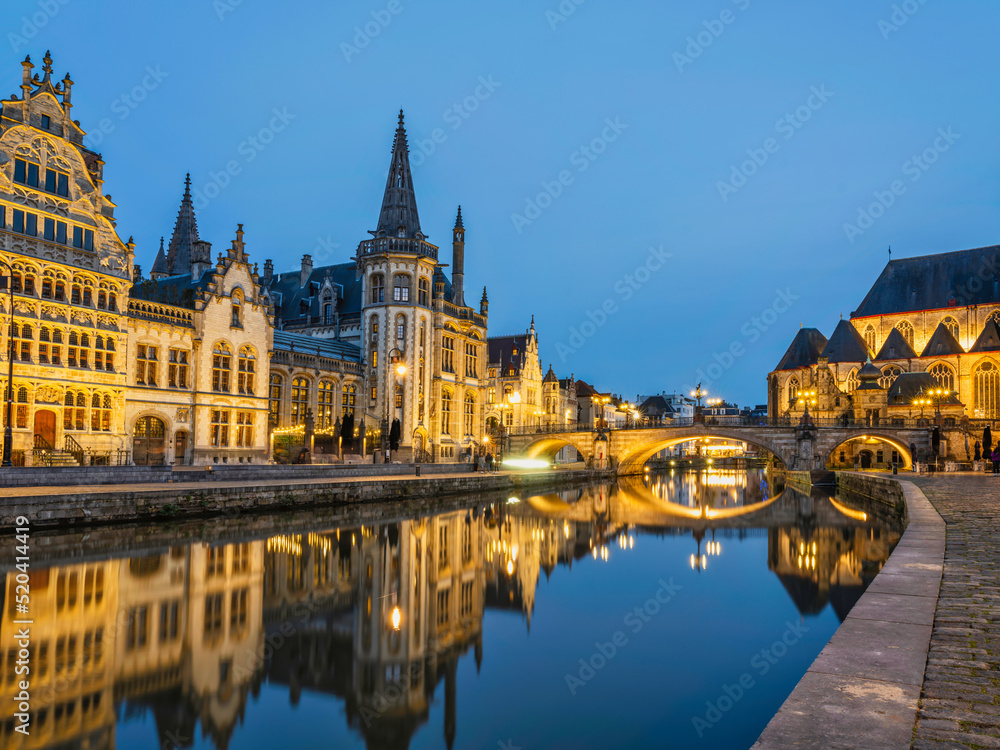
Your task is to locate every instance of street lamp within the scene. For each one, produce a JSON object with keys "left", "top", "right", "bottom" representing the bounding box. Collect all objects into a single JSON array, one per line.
[{"left": 0, "top": 260, "right": 15, "bottom": 467}]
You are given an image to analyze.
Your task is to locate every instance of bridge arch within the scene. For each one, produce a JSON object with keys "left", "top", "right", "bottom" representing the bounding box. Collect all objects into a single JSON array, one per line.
[
  {"left": 616, "top": 430, "right": 788, "bottom": 474},
  {"left": 824, "top": 431, "right": 913, "bottom": 470},
  {"left": 517, "top": 435, "right": 593, "bottom": 462}
]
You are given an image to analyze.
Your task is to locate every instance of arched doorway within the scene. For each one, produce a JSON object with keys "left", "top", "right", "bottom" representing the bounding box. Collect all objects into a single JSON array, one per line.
[
  {"left": 34, "top": 410, "right": 56, "bottom": 448},
  {"left": 859, "top": 450, "right": 873, "bottom": 469},
  {"left": 174, "top": 430, "right": 189, "bottom": 466},
  {"left": 133, "top": 416, "right": 166, "bottom": 465}
]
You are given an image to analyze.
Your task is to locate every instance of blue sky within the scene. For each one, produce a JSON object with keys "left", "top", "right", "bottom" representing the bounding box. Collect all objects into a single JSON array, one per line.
[{"left": 6, "top": 0, "right": 998, "bottom": 405}]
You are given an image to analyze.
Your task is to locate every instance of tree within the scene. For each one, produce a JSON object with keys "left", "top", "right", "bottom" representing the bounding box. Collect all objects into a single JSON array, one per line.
[{"left": 389, "top": 419, "right": 401, "bottom": 452}]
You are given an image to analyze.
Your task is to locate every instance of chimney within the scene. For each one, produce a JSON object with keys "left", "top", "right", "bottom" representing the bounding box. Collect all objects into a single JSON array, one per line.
[
  {"left": 132, "top": 264, "right": 142, "bottom": 284},
  {"left": 263, "top": 259, "right": 274, "bottom": 285},
  {"left": 451, "top": 206, "right": 465, "bottom": 306},
  {"left": 300, "top": 254, "right": 312, "bottom": 288}
]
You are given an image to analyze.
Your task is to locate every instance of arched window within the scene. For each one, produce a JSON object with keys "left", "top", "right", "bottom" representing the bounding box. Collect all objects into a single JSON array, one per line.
[
  {"left": 975, "top": 361, "right": 1000, "bottom": 418},
  {"left": 212, "top": 343, "right": 232, "bottom": 392},
  {"left": 268, "top": 374, "right": 283, "bottom": 427},
  {"left": 71, "top": 284, "right": 81, "bottom": 305},
  {"left": 291, "top": 378, "right": 310, "bottom": 425},
  {"left": 418, "top": 277, "right": 429, "bottom": 306},
  {"left": 238, "top": 346, "right": 256, "bottom": 395},
  {"left": 941, "top": 316, "right": 959, "bottom": 340},
  {"left": 441, "top": 390, "right": 453, "bottom": 435},
  {"left": 108, "top": 292, "right": 117, "bottom": 311},
  {"left": 846, "top": 368, "right": 860, "bottom": 392},
  {"left": 929, "top": 363, "right": 955, "bottom": 391},
  {"left": 786, "top": 377, "right": 800, "bottom": 405},
  {"left": 370, "top": 274, "right": 384, "bottom": 304},
  {"left": 879, "top": 365, "right": 901, "bottom": 390},
  {"left": 989, "top": 309, "right": 1000, "bottom": 325},
  {"left": 395, "top": 314, "right": 406, "bottom": 350},
  {"left": 15, "top": 387, "right": 28, "bottom": 429},
  {"left": 231, "top": 292, "right": 243, "bottom": 328},
  {"left": 342, "top": 384, "right": 356, "bottom": 416},
  {"left": 22, "top": 272, "right": 34, "bottom": 296},
  {"left": 864, "top": 325, "right": 876, "bottom": 354},
  {"left": 97, "top": 291, "right": 107, "bottom": 310},
  {"left": 464, "top": 393, "right": 476, "bottom": 436},
  {"left": 318, "top": 380, "right": 336, "bottom": 428},
  {"left": 895, "top": 320, "right": 914, "bottom": 349},
  {"left": 393, "top": 275, "right": 410, "bottom": 302},
  {"left": 322, "top": 294, "right": 333, "bottom": 325},
  {"left": 82, "top": 287, "right": 92, "bottom": 307}
]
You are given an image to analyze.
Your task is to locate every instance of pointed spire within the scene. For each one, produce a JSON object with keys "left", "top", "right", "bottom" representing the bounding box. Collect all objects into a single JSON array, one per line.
[
  {"left": 374, "top": 110, "right": 423, "bottom": 239},
  {"left": 167, "top": 174, "right": 200, "bottom": 276},
  {"left": 454, "top": 205, "right": 464, "bottom": 230},
  {"left": 41, "top": 51, "right": 53, "bottom": 83},
  {"left": 150, "top": 237, "right": 168, "bottom": 279}
]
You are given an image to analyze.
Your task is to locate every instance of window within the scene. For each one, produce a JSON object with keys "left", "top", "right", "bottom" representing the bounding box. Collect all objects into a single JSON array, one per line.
[
  {"left": 846, "top": 369, "right": 859, "bottom": 392},
  {"left": 43, "top": 218, "right": 68, "bottom": 243},
  {"left": 90, "top": 394, "right": 111, "bottom": 432},
  {"left": 231, "top": 294, "right": 243, "bottom": 328},
  {"left": 72, "top": 226, "right": 94, "bottom": 251},
  {"left": 878, "top": 365, "right": 901, "bottom": 390},
  {"left": 291, "top": 378, "right": 309, "bottom": 424},
  {"left": 54, "top": 281, "right": 64, "bottom": 301},
  {"left": 44, "top": 168, "right": 69, "bottom": 197},
  {"left": 15, "top": 388, "right": 27, "bottom": 429},
  {"left": 206, "top": 547, "right": 225, "bottom": 577},
  {"left": 929, "top": 362, "right": 955, "bottom": 391},
  {"left": 342, "top": 384, "right": 356, "bottom": 416},
  {"left": 233, "top": 543, "right": 250, "bottom": 572},
  {"left": 786, "top": 377, "right": 800, "bottom": 405},
  {"left": 439, "top": 526, "right": 449, "bottom": 569},
  {"left": 441, "top": 391, "right": 452, "bottom": 435},
  {"left": 13, "top": 159, "right": 40, "bottom": 188},
  {"left": 212, "top": 343, "right": 232, "bottom": 392},
  {"left": 318, "top": 380, "right": 336, "bottom": 428},
  {"left": 236, "top": 412, "right": 254, "bottom": 447},
  {"left": 975, "top": 361, "right": 1000, "bottom": 418},
  {"left": 370, "top": 274, "right": 385, "bottom": 303},
  {"left": 17, "top": 325, "right": 31, "bottom": 362},
  {"left": 71, "top": 285, "right": 81, "bottom": 304},
  {"left": 238, "top": 346, "right": 256, "bottom": 395},
  {"left": 393, "top": 275, "right": 410, "bottom": 302},
  {"left": 125, "top": 606, "right": 148, "bottom": 651},
  {"left": 97, "top": 291, "right": 106, "bottom": 309},
  {"left": 40, "top": 114, "right": 50, "bottom": 130},
  {"left": 83, "top": 568, "right": 104, "bottom": 606},
  {"left": 418, "top": 277, "right": 429, "bottom": 306},
  {"left": 396, "top": 315, "right": 406, "bottom": 348},
  {"left": 11, "top": 209, "right": 37, "bottom": 237},
  {"left": 269, "top": 374, "right": 283, "bottom": 426},
  {"left": 437, "top": 589, "right": 450, "bottom": 627},
  {"left": 941, "top": 316, "right": 959, "bottom": 341},
  {"left": 465, "top": 343, "right": 478, "bottom": 378},
  {"left": 488, "top": 387, "right": 496, "bottom": 404},
  {"left": 204, "top": 594, "right": 224, "bottom": 642},
  {"left": 895, "top": 320, "right": 914, "bottom": 349},
  {"left": 64, "top": 391, "right": 86, "bottom": 431},
  {"left": 461, "top": 580, "right": 474, "bottom": 616},
  {"left": 159, "top": 602, "right": 180, "bottom": 643},
  {"left": 464, "top": 393, "right": 475, "bottom": 435},
  {"left": 211, "top": 410, "right": 231, "bottom": 447},
  {"left": 168, "top": 349, "right": 189, "bottom": 388},
  {"left": 83, "top": 287, "right": 92, "bottom": 306},
  {"left": 323, "top": 295, "right": 333, "bottom": 325},
  {"left": 136, "top": 345, "right": 157, "bottom": 385},
  {"left": 442, "top": 336, "right": 455, "bottom": 373},
  {"left": 230, "top": 589, "right": 248, "bottom": 635}
]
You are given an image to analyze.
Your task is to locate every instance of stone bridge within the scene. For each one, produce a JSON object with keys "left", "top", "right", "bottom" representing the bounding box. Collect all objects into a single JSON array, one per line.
[{"left": 509, "top": 423, "right": 933, "bottom": 474}]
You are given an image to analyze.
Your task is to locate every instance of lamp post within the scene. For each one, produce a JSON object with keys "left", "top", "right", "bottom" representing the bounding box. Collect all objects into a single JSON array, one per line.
[{"left": 0, "top": 260, "right": 14, "bottom": 467}]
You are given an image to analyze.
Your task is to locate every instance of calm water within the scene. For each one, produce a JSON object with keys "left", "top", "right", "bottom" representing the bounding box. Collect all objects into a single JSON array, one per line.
[{"left": 0, "top": 470, "right": 901, "bottom": 750}]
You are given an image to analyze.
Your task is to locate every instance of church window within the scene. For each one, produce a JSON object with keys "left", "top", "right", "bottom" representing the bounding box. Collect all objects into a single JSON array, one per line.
[
  {"left": 942, "top": 316, "right": 959, "bottom": 340},
  {"left": 212, "top": 343, "right": 232, "bottom": 392},
  {"left": 895, "top": 320, "right": 914, "bottom": 349},
  {"left": 342, "top": 384, "right": 356, "bottom": 416},
  {"left": 168, "top": 349, "right": 189, "bottom": 388},
  {"left": 136, "top": 345, "right": 158, "bottom": 385},
  {"left": 441, "top": 390, "right": 453, "bottom": 435},
  {"left": 291, "top": 378, "right": 310, "bottom": 425},
  {"left": 418, "top": 278, "right": 429, "bottom": 306},
  {"left": 864, "top": 325, "right": 876, "bottom": 354},
  {"left": 238, "top": 346, "right": 256, "bottom": 395},
  {"left": 929, "top": 363, "right": 955, "bottom": 391},
  {"left": 393, "top": 275, "right": 410, "bottom": 302},
  {"left": 786, "top": 377, "right": 800, "bottom": 405},
  {"left": 370, "top": 274, "right": 385, "bottom": 304},
  {"left": 846, "top": 369, "right": 859, "bottom": 392},
  {"left": 878, "top": 365, "right": 901, "bottom": 390},
  {"left": 318, "top": 381, "right": 336, "bottom": 428},
  {"left": 974, "top": 361, "right": 1000, "bottom": 419},
  {"left": 268, "top": 375, "right": 283, "bottom": 427}
]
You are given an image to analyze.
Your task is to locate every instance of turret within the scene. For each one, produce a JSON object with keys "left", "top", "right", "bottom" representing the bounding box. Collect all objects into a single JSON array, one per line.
[
  {"left": 300, "top": 254, "right": 313, "bottom": 288},
  {"left": 480, "top": 287, "right": 489, "bottom": 316},
  {"left": 451, "top": 206, "right": 465, "bottom": 306},
  {"left": 263, "top": 259, "right": 274, "bottom": 285}
]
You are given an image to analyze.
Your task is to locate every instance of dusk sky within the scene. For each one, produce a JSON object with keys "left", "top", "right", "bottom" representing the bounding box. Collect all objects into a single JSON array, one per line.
[{"left": 7, "top": 0, "right": 998, "bottom": 406}]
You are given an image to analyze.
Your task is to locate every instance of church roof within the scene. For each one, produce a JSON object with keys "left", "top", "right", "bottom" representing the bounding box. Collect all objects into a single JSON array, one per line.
[
  {"left": 920, "top": 322, "right": 965, "bottom": 358},
  {"left": 970, "top": 319, "right": 1000, "bottom": 353},
  {"left": 853, "top": 244, "right": 1000, "bottom": 317},
  {"left": 820, "top": 320, "right": 869, "bottom": 363},
  {"left": 374, "top": 110, "right": 424, "bottom": 240},
  {"left": 874, "top": 328, "right": 916, "bottom": 361},
  {"left": 166, "top": 174, "right": 200, "bottom": 276},
  {"left": 774, "top": 328, "right": 827, "bottom": 371}
]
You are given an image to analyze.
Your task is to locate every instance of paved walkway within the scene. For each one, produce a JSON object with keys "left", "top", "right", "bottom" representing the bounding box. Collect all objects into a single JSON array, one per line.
[{"left": 908, "top": 475, "right": 1000, "bottom": 750}]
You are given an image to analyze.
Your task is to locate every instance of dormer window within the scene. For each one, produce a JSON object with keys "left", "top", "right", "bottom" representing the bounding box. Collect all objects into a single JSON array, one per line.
[
  {"left": 41, "top": 115, "right": 50, "bottom": 130},
  {"left": 398, "top": 227, "right": 405, "bottom": 238}
]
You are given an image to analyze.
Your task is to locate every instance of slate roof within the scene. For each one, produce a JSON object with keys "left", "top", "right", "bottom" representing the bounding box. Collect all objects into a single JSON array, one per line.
[
  {"left": 856, "top": 359, "right": 884, "bottom": 390},
  {"left": 130, "top": 272, "right": 206, "bottom": 309},
  {"left": 853, "top": 244, "right": 1000, "bottom": 317},
  {"left": 543, "top": 365, "right": 559, "bottom": 383},
  {"left": 166, "top": 174, "right": 200, "bottom": 276},
  {"left": 821, "top": 320, "right": 870, "bottom": 363},
  {"left": 970, "top": 319, "right": 1000, "bottom": 353},
  {"left": 266, "top": 263, "right": 362, "bottom": 325},
  {"left": 875, "top": 328, "right": 916, "bottom": 361},
  {"left": 375, "top": 111, "right": 424, "bottom": 240},
  {"left": 774, "top": 328, "right": 827, "bottom": 371},
  {"left": 575, "top": 380, "right": 598, "bottom": 397},
  {"left": 273, "top": 330, "right": 361, "bottom": 362},
  {"left": 488, "top": 334, "right": 527, "bottom": 370},
  {"left": 150, "top": 237, "right": 168, "bottom": 277},
  {"left": 920, "top": 323, "right": 965, "bottom": 358},
  {"left": 640, "top": 395, "right": 677, "bottom": 417},
  {"left": 888, "top": 372, "right": 962, "bottom": 405}
]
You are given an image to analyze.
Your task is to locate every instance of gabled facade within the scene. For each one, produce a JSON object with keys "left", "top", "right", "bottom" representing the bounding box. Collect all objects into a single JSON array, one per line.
[{"left": 486, "top": 319, "right": 542, "bottom": 434}]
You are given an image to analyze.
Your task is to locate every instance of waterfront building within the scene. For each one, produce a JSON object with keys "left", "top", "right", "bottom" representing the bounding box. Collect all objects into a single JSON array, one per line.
[
  {"left": 485, "top": 318, "right": 543, "bottom": 435},
  {"left": 768, "top": 245, "right": 1000, "bottom": 463}
]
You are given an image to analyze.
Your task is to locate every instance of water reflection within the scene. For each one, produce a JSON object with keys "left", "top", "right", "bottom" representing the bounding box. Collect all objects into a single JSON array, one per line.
[{"left": 0, "top": 470, "right": 901, "bottom": 750}]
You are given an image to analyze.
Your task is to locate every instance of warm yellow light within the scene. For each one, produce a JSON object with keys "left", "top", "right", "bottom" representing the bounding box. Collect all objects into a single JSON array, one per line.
[
  {"left": 510, "top": 392, "right": 522, "bottom": 404},
  {"left": 396, "top": 364, "right": 407, "bottom": 376},
  {"left": 483, "top": 435, "right": 490, "bottom": 443},
  {"left": 507, "top": 560, "right": 514, "bottom": 575},
  {"left": 392, "top": 607, "right": 401, "bottom": 630}
]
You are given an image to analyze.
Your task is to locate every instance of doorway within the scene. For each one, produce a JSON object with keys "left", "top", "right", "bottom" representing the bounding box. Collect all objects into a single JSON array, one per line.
[
  {"left": 133, "top": 416, "right": 167, "bottom": 465},
  {"left": 34, "top": 410, "right": 55, "bottom": 448},
  {"left": 174, "top": 430, "right": 189, "bottom": 466}
]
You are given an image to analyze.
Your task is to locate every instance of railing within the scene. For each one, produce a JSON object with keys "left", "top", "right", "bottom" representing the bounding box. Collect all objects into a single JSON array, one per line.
[
  {"left": 357, "top": 237, "right": 438, "bottom": 259},
  {"left": 127, "top": 299, "right": 195, "bottom": 327},
  {"left": 33, "top": 433, "right": 53, "bottom": 450},
  {"left": 64, "top": 434, "right": 84, "bottom": 465},
  {"left": 438, "top": 300, "right": 487, "bottom": 327}
]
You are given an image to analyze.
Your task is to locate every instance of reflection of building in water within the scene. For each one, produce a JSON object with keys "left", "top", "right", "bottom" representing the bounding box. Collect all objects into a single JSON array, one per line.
[
  {"left": 642, "top": 469, "right": 769, "bottom": 509},
  {"left": 767, "top": 525, "right": 899, "bottom": 621},
  {"left": 261, "top": 512, "right": 486, "bottom": 750},
  {"left": 0, "top": 541, "right": 264, "bottom": 750}
]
